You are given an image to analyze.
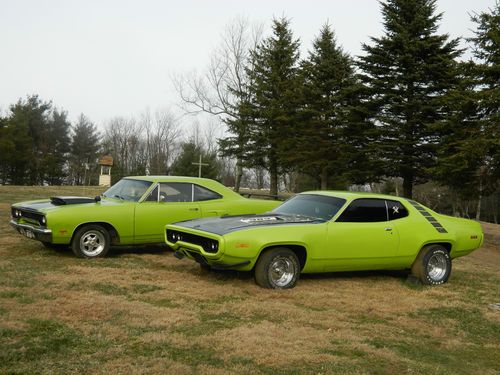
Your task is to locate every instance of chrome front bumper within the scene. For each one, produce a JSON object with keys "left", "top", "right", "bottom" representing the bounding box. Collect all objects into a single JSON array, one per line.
[{"left": 10, "top": 220, "right": 52, "bottom": 242}]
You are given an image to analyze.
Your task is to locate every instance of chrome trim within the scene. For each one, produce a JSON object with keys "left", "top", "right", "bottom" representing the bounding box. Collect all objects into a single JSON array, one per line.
[{"left": 10, "top": 220, "right": 52, "bottom": 234}]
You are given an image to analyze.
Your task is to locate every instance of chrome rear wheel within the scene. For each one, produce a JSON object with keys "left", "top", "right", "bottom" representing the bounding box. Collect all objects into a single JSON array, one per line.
[{"left": 411, "top": 245, "right": 451, "bottom": 285}]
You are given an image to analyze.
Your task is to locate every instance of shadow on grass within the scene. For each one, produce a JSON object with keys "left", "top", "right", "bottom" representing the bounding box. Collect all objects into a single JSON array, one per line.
[
  {"left": 301, "top": 269, "right": 410, "bottom": 282},
  {"left": 107, "top": 244, "right": 169, "bottom": 257},
  {"left": 197, "top": 267, "right": 415, "bottom": 286}
]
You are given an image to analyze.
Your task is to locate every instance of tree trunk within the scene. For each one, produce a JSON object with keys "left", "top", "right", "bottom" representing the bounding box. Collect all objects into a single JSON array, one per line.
[
  {"left": 234, "top": 159, "right": 243, "bottom": 192},
  {"left": 476, "top": 186, "right": 482, "bottom": 221},
  {"left": 269, "top": 159, "right": 278, "bottom": 198},
  {"left": 320, "top": 167, "right": 328, "bottom": 190},
  {"left": 402, "top": 176, "right": 413, "bottom": 199}
]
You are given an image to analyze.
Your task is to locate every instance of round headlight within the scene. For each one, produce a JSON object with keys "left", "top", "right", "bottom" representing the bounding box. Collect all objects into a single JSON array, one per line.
[{"left": 41, "top": 216, "right": 46, "bottom": 225}]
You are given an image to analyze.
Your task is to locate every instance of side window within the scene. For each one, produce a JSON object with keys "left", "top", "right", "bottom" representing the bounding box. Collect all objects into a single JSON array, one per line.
[
  {"left": 144, "top": 185, "right": 159, "bottom": 202},
  {"left": 336, "top": 199, "right": 388, "bottom": 222},
  {"left": 387, "top": 200, "right": 409, "bottom": 220},
  {"left": 193, "top": 185, "right": 222, "bottom": 202},
  {"left": 159, "top": 183, "right": 193, "bottom": 202}
]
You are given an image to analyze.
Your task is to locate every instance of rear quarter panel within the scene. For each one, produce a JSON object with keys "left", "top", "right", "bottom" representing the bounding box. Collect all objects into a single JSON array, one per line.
[{"left": 199, "top": 197, "right": 280, "bottom": 217}]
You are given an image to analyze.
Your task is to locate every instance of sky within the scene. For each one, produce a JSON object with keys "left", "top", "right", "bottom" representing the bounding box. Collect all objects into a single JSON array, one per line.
[{"left": 0, "top": 0, "right": 494, "bottom": 129}]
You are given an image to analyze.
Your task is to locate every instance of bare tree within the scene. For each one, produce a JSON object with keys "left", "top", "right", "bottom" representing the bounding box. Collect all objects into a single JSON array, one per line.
[
  {"left": 173, "top": 16, "right": 263, "bottom": 191},
  {"left": 140, "top": 109, "right": 181, "bottom": 175},
  {"left": 103, "top": 116, "right": 147, "bottom": 178}
]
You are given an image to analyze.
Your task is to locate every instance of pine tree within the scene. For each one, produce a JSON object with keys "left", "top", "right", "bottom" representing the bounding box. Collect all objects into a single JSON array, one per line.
[
  {"left": 470, "top": 1, "right": 500, "bottom": 214},
  {"left": 297, "top": 24, "right": 358, "bottom": 189},
  {"left": 5, "top": 95, "right": 53, "bottom": 185},
  {"left": 0, "top": 113, "right": 15, "bottom": 184},
  {"left": 42, "top": 109, "right": 71, "bottom": 185},
  {"left": 170, "top": 141, "right": 220, "bottom": 180},
  {"left": 358, "top": 0, "right": 461, "bottom": 198},
  {"left": 68, "top": 114, "right": 100, "bottom": 185},
  {"left": 244, "top": 18, "right": 302, "bottom": 196}
]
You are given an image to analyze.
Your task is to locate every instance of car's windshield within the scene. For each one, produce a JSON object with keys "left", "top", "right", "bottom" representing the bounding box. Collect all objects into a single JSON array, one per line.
[
  {"left": 102, "top": 179, "right": 152, "bottom": 202},
  {"left": 272, "top": 194, "right": 346, "bottom": 221}
]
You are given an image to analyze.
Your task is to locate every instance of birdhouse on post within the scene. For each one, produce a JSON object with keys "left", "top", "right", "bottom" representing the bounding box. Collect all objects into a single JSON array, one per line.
[{"left": 98, "top": 155, "right": 113, "bottom": 187}]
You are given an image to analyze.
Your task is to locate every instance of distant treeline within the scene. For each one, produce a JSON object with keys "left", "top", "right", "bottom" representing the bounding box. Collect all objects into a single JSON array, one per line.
[{"left": 0, "top": 0, "right": 498, "bottom": 222}]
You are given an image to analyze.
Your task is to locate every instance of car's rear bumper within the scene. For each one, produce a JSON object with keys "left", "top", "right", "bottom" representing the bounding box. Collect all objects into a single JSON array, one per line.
[{"left": 10, "top": 220, "right": 52, "bottom": 243}]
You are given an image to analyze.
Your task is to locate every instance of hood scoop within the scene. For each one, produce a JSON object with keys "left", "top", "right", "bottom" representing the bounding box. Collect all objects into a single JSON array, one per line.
[{"left": 50, "top": 196, "right": 96, "bottom": 205}]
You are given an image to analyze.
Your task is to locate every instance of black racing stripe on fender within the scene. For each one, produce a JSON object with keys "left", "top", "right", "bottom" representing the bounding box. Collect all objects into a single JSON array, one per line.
[{"left": 406, "top": 199, "right": 448, "bottom": 234}]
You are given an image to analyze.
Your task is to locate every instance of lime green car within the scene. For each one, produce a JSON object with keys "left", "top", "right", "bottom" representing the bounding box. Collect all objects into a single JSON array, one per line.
[
  {"left": 10, "top": 176, "right": 280, "bottom": 258},
  {"left": 166, "top": 191, "right": 484, "bottom": 288}
]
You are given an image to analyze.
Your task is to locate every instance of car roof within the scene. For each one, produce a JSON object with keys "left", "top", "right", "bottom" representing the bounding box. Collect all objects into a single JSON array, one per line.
[
  {"left": 125, "top": 176, "right": 217, "bottom": 183},
  {"left": 123, "top": 176, "right": 241, "bottom": 198},
  {"left": 299, "top": 190, "right": 408, "bottom": 202}
]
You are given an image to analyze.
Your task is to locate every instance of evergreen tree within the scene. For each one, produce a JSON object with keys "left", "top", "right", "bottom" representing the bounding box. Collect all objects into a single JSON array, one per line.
[
  {"left": 170, "top": 141, "right": 220, "bottom": 180},
  {"left": 0, "top": 114, "right": 15, "bottom": 184},
  {"left": 4, "top": 95, "right": 53, "bottom": 184},
  {"left": 42, "top": 109, "right": 71, "bottom": 185},
  {"left": 68, "top": 114, "right": 100, "bottom": 185},
  {"left": 358, "top": 0, "right": 461, "bottom": 198},
  {"left": 435, "top": 3, "right": 499, "bottom": 218},
  {"left": 433, "top": 62, "right": 480, "bottom": 197},
  {"left": 297, "top": 24, "right": 360, "bottom": 189},
  {"left": 244, "top": 18, "right": 302, "bottom": 196},
  {"left": 469, "top": 2, "right": 500, "bottom": 216}
]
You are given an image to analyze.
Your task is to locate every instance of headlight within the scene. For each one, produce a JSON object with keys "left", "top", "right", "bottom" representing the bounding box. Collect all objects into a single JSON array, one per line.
[{"left": 41, "top": 216, "right": 47, "bottom": 225}]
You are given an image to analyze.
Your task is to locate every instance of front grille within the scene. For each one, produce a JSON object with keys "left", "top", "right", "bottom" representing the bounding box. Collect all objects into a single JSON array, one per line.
[
  {"left": 167, "top": 229, "right": 219, "bottom": 253},
  {"left": 11, "top": 207, "right": 45, "bottom": 227}
]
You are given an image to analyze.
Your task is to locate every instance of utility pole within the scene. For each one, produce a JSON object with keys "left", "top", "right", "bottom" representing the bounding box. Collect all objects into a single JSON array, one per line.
[{"left": 192, "top": 154, "right": 209, "bottom": 178}]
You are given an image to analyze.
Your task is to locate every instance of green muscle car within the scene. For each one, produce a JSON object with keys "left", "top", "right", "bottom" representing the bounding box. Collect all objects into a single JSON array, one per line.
[
  {"left": 10, "top": 176, "right": 280, "bottom": 258},
  {"left": 166, "top": 191, "right": 484, "bottom": 288}
]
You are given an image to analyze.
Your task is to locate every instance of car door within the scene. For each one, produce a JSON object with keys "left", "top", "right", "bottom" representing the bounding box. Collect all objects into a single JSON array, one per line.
[
  {"left": 134, "top": 182, "right": 201, "bottom": 244},
  {"left": 323, "top": 198, "right": 399, "bottom": 271}
]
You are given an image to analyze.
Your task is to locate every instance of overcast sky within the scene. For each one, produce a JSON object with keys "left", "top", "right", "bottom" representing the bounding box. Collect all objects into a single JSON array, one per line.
[{"left": 0, "top": 0, "right": 494, "bottom": 128}]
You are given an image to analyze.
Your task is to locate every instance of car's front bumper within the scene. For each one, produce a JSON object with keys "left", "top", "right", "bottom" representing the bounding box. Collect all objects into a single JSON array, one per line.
[{"left": 10, "top": 220, "right": 52, "bottom": 243}]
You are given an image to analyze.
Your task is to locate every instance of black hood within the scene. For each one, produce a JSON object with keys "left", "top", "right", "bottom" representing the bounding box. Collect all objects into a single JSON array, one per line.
[{"left": 173, "top": 214, "right": 322, "bottom": 235}]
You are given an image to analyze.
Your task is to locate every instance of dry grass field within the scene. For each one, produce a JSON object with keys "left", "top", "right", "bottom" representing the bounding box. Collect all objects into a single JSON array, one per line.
[{"left": 0, "top": 186, "right": 499, "bottom": 374}]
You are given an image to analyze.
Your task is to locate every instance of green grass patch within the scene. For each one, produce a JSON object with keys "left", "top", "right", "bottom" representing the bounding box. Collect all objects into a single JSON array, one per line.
[{"left": 410, "top": 306, "right": 500, "bottom": 343}]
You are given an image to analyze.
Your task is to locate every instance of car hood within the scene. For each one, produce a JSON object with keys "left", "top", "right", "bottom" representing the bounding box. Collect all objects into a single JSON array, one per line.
[
  {"left": 12, "top": 196, "right": 127, "bottom": 213},
  {"left": 173, "top": 214, "right": 323, "bottom": 235}
]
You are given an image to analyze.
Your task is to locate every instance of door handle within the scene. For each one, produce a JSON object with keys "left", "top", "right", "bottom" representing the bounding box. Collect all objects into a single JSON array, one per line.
[
  {"left": 385, "top": 227, "right": 392, "bottom": 231},
  {"left": 188, "top": 207, "right": 199, "bottom": 211}
]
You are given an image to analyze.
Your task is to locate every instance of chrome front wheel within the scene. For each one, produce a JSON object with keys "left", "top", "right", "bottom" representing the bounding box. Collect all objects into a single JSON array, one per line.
[
  {"left": 72, "top": 225, "right": 110, "bottom": 258},
  {"left": 255, "top": 248, "right": 300, "bottom": 289},
  {"left": 269, "top": 256, "right": 296, "bottom": 287}
]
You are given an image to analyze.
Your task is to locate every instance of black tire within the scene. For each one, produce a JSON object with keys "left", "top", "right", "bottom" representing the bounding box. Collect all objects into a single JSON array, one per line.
[
  {"left": 254, "top": 247, "right": 300, "bottom": 289},
  {"left": 71, "top": 224, "right": 110, "bottom": 258},
  {"left": 411, "top": 244, "right": 451, "bottom": 285},
  {"left": 41, "top": 242, "right": 68, "bottom": 251}
]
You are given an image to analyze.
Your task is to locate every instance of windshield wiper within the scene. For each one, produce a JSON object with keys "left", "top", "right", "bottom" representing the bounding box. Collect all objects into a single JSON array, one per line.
[{"left": 112, "top": 194, "right": 125, "bottom": 200}]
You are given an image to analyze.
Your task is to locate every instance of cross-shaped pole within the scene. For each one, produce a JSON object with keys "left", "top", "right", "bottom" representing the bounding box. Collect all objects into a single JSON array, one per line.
[{"left": 192, "top": 154, "right": 209, "bottom": 178}]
